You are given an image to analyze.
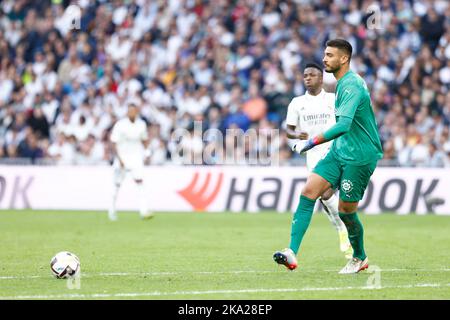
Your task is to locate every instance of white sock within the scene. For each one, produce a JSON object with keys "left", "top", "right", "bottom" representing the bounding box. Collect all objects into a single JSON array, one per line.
[
  {"left": 110, "top": 183, "right": 120, "bottom": 214},
  {"left": 136, "top": 182, "right": 148, "bottom": 217},
  {"left": 321, "top": 194, "right": 346, "bottom": 232}
]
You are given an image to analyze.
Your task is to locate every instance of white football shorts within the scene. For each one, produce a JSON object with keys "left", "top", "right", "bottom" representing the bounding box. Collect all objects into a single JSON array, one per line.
[{"left": 113, "top": 157, "right": 144, "bottom": 184}]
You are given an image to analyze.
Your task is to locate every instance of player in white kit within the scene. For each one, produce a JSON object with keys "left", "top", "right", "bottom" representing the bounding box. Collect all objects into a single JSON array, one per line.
[
  {"left": 285, "top": 63, "right": 352, "bottom": 258},
  {"left": 109, "top": 103, "right": 153, "bottom": 221}
]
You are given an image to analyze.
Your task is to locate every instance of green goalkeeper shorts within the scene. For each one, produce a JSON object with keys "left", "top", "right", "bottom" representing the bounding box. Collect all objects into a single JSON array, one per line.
[{"left": 312, "top": 150, "right": 377, "bottom": 202}]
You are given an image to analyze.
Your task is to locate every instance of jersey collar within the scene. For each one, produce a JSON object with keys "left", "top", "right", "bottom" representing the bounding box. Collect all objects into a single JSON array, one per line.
[
  {"left": 337, "top": 70, "right": 353, "bottom": 84},
  {"left": 305, "top": 88, "right": 325, "bottom": 97}
]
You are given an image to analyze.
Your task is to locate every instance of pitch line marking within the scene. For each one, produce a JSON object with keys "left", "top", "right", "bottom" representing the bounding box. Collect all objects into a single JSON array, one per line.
[
  {"left": 324, "top": 268, "right": 450, "bottom": 272},
  {"left": 0, "top": 270, "right": 275, "bottom": 280},
  {"left": 1, "top": 268, "right": 449, "bottom": 280},
  {"left": 1, "top": 283, "right": 449, "bottom": 300}
]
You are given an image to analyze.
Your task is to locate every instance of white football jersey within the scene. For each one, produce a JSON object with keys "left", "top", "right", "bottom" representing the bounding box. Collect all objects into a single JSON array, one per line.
[
  {"left": 286, "top": 89, "right": 336, "bottom": 170},
  {"left": 110, "top": 117, "right": 148, "bottom": 167}
]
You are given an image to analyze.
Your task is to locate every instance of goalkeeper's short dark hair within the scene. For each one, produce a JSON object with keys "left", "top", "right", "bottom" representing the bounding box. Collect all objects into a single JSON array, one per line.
[{"left": 326, "top": 39, "right": 353, "bottom": 60}]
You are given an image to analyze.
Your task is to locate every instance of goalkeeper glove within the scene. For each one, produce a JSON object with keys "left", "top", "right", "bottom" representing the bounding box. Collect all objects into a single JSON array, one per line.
[{"left": 299, "top": 136, "right": 323, "bottom": 154}]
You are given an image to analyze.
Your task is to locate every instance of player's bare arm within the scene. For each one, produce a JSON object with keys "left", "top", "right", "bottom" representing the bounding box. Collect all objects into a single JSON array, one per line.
[
  {"left": 286, "top": 124, "right": 309, "bottom": 140},
  {"left": 142, "top": 137, "right": 151, "bottom": 165}
]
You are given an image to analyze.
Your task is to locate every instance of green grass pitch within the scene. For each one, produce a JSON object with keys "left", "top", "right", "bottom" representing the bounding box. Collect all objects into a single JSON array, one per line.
[{"left": 0, "top": 210, "right": 449, "bottom": 299}]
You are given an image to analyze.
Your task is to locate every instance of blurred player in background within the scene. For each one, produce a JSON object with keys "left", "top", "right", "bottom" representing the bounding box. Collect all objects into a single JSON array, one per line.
[
  {"left": 284, "top": 62, "right": 352, "bottom": 260},
  {"left": 274, "top": 39, "right": 383, "bottom": 274},
  {"left": 109, "top": 103, "right": 153, "bottom": 221}
]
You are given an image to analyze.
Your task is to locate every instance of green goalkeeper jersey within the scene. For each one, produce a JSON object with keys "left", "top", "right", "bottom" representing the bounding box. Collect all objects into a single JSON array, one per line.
[{"left": 331, "top": 70, "right": 383, "bottom": 165}]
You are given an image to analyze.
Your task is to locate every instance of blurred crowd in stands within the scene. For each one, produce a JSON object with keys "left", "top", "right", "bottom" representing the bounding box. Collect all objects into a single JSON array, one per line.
[{"left": 0, "top": 0, "right": 449, "bottom": 166}]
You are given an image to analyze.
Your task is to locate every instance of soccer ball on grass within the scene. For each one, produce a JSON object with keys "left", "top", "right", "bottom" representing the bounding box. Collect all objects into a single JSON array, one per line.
[{"left": 50, "top": 251, "right": 80, "bottom": 279}]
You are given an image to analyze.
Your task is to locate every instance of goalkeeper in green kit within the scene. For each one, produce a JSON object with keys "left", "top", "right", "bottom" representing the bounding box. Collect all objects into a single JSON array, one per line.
[{"left": 273, "top": 39, "right": 383, "bottom": 274}]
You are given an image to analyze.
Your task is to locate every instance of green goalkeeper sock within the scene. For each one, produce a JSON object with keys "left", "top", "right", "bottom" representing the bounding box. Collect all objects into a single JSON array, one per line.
[
  {"left": 289, "top": 195, "right": 316, "bottom": 255},
  {"left": 339, "top": 212, "right": 367, "bottom": 260}
]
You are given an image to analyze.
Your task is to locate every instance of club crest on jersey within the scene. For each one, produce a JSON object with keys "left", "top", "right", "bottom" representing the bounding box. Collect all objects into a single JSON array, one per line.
[{"left": 341, "top": 179, "right": 353, "bottom": 193}]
